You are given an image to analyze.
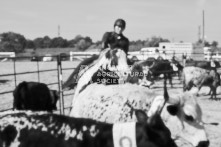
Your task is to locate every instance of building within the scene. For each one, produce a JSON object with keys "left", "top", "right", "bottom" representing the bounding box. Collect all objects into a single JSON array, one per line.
[{"left": 158, "top": 42, "right": 204, "bottom": 60}]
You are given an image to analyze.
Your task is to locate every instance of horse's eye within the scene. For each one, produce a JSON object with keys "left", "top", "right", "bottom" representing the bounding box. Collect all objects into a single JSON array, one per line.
[{"left": 185, "top": 114, "right": 194, "bottom": 122}]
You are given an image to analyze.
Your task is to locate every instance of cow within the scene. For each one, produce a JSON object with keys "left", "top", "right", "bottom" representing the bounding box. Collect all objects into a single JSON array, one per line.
[
  {"left": 170, "top": 58, "right": 184, "bottom": 80},
  {"left": 182, "top": 66, "right": 220, "bottom": 100},
  {"left": 185, "top": 60, "right": 220, "bottom": 70},
  {"left": 0, "top": 110, "right": 177, "bottom": 147},
  {"left": 137, "top": 59, "right": 176, "bottom": 88},
  {"left": 13, "top": 81, "right": 60, "bottom": 112},
  {"left": 70, "top": 83, "right": 209, "bottom": 147},
  {"left": 125, "top": 63, "right": 152, "bottom": 87}
]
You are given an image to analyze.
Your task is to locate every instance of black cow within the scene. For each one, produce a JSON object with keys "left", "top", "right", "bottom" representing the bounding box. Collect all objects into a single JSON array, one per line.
[
  {"left": 126, "top": 63, "right": 151, "bottom": 87},
  {"left": 13, "top": 81, "right": 59, "bottom": 112},
  {"left": 185, "top": 60, "right": 220, "bottom": 70},
  {"left": 137, "top": 59, "right": 175, "bottom": 87},
  {"left": 0, "top": 110, "right": 176, "bottom": 147}
]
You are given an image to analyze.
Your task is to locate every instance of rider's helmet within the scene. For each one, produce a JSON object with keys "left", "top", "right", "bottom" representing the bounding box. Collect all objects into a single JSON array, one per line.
[{"left": 114, "top": 19, "right": 126, "bottom": 29}]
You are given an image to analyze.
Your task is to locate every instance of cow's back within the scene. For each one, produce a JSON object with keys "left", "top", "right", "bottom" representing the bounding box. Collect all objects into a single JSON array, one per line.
[{"left": 0, "top": 111, "right": 176, "bottom": 147}]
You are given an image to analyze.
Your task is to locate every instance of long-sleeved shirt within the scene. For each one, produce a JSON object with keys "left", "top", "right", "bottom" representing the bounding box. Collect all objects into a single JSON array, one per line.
[{"left": 101, "top": 32, "right": 129, "bottom": 54}]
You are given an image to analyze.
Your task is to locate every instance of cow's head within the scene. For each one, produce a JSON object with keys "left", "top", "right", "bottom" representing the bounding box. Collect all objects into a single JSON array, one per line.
[
  {"left": 134, "top": 110, "right": 177, "bottom": 147},
  {"left": 49, "top": 90, "right": 60, "bottom": 110},
  {"left": 126, "top": 64, "right": 152, "bottom": 87},
  {"left": 148, "top": 92, "right": 209, "bottom": 147},
  {"left": 170, "top": 59, "right": 183, "bottom": 72}
]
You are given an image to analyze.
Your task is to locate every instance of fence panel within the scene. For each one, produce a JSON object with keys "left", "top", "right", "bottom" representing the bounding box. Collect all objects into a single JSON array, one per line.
[{"left": 1, "top": 53, "right": 220, "bottom": 114}]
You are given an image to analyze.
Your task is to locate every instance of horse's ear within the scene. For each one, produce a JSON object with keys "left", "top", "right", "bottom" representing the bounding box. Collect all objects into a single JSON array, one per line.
[{"left": 105, "top": 50, "right": 111, "bottom": 59}]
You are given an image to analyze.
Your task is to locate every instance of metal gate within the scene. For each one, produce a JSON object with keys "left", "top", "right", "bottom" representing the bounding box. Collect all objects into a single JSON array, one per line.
[{"left": 0, "top": 55, "right": 76, "bottom": 115}]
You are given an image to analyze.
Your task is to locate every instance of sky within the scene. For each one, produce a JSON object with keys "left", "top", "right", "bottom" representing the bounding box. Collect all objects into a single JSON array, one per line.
[{"left": 0, "top": 0, "right": 221, "bottom": 46}]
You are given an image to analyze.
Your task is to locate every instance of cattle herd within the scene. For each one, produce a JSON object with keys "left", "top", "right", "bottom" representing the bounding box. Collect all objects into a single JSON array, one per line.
[{"left": 0, "top": 48, "right": 220, "bottom": 147}]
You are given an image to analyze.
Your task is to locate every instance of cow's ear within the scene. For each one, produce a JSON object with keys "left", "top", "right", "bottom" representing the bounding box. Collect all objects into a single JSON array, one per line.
[
  {"left": 167, "top": 105, "right": 179, "bottom": 116},
  {"left": 135, "top": 110, "right": 148, "bottom": 123},
  {"left": 147, "top": 113, "right": 165, "bottom": 128}
]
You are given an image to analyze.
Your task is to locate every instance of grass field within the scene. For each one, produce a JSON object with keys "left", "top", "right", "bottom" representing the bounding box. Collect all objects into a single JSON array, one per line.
[{"left": 0, "top": 61, "right": 221, "bottom": 147}]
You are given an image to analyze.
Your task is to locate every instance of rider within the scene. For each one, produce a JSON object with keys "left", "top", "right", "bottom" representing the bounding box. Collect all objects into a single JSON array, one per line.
[
  {"left": 101, "top": 18, "right": 129, "bottom": 55},
  {"left": 63, "top": 18, "right": 130, "bottom": 90}
]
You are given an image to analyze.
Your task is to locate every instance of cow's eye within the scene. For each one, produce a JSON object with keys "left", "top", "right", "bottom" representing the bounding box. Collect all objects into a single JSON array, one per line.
[{"left": 185, "top": 114, "right": 194, "bottom": 122}]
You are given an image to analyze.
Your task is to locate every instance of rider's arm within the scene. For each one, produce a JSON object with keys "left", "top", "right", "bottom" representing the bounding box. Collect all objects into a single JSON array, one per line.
[{"left": 101, "top": 32, "right": 110, "bottom": 50}]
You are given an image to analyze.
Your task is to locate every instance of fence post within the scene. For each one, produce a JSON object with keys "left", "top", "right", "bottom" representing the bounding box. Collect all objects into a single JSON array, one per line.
[
  {"left": 57, "top": 55, "right": 65, "bottom": 115},
  {"left": 37, "top": 59, "right": 40, "bottom": 82},
  {"left": 13, "top": 57, "right": 17, "bottom": 87}
]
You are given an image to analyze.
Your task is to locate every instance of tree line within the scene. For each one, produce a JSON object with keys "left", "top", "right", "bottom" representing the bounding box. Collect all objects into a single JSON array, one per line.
[{"left": 0, "top": 32, "right": 219, "bottom": 53}]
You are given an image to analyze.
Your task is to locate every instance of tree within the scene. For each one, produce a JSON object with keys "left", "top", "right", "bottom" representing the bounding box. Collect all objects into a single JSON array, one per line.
[
  {"left": 42, "top": 36, "right": 51, "bottom": 48},
  {"left": 33, "top": 37, "right": 44, "bottom": 48},
  {"left": 68, "top": 39, "right": 76, "bottom": 47},
  {"left": 25, "top": 40, "right": 35, "bottom": 49},
  {"left": 50, "top": 37, "right": 68, "bottom": 48},
  {"left": 211, "top": 41, "right": 218, "bottom": 47},
  {"left": 0, "top": 32, "right": 27, "bottom": 52},
  {"left": 76, "top": 39, "right": 88, "bottom": 50}
]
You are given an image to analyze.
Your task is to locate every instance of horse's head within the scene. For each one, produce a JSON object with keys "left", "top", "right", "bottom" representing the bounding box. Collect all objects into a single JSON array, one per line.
[
  {"left": 105, "top": 48, "right": 129, "bottom": 70},
  {"left": 99, "top": 48, "right": 130, "bottom": 80}
]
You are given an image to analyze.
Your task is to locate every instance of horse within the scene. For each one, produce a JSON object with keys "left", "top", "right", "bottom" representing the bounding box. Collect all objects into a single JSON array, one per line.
[{"left": 70, "top": 48, "right": 130, "bottom": 111}]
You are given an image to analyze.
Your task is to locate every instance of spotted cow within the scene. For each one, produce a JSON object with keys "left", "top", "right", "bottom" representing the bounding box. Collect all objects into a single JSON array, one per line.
[
  {"left": 13, "top": 81, "right": 59, "bottom": 112},
  {"left": 0, "top": 110, "right": 176, "bottom": 147},
  {"left": 183, "top": 66, "right": 220, "bottom": 100},
  {"left": 70, "top": 83, "right": 209, "bottom": 147}
]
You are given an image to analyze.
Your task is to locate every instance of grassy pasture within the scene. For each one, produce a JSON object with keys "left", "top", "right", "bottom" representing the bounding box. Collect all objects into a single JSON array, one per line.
[{"left": 0, "top": 61, "right": 221, "bottom": 147}]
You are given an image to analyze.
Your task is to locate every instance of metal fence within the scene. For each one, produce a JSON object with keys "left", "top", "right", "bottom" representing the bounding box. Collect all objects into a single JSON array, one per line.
[
  {"left": 0, "top": 53, "right": 220, "bottom": 115},
  {"left": 0, "top": 55, "right": 76, "bottom": 115}
]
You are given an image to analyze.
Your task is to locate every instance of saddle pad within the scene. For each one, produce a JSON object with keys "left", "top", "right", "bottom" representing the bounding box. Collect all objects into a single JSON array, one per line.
[{"left": 113, "top": 122, "right": 137, "bottom": 147}]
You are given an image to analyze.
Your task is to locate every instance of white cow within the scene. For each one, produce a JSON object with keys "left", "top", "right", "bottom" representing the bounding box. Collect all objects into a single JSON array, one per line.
[{"left": 70, "top": 83, "right": 209, "bottom": 147}]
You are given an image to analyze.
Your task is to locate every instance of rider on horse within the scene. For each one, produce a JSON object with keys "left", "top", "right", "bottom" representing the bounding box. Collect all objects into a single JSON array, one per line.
[{"left": 63, "top": 19, "right": 130, "bottom": 90}]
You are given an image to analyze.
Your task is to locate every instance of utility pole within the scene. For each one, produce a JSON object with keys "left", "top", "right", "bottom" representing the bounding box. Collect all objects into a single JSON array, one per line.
[
  {"left": 202, "top": 10, "right": 205, "bottom": 46},
  {"left": 58, "top": 25, "right": 60, "bottom": 37}
]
